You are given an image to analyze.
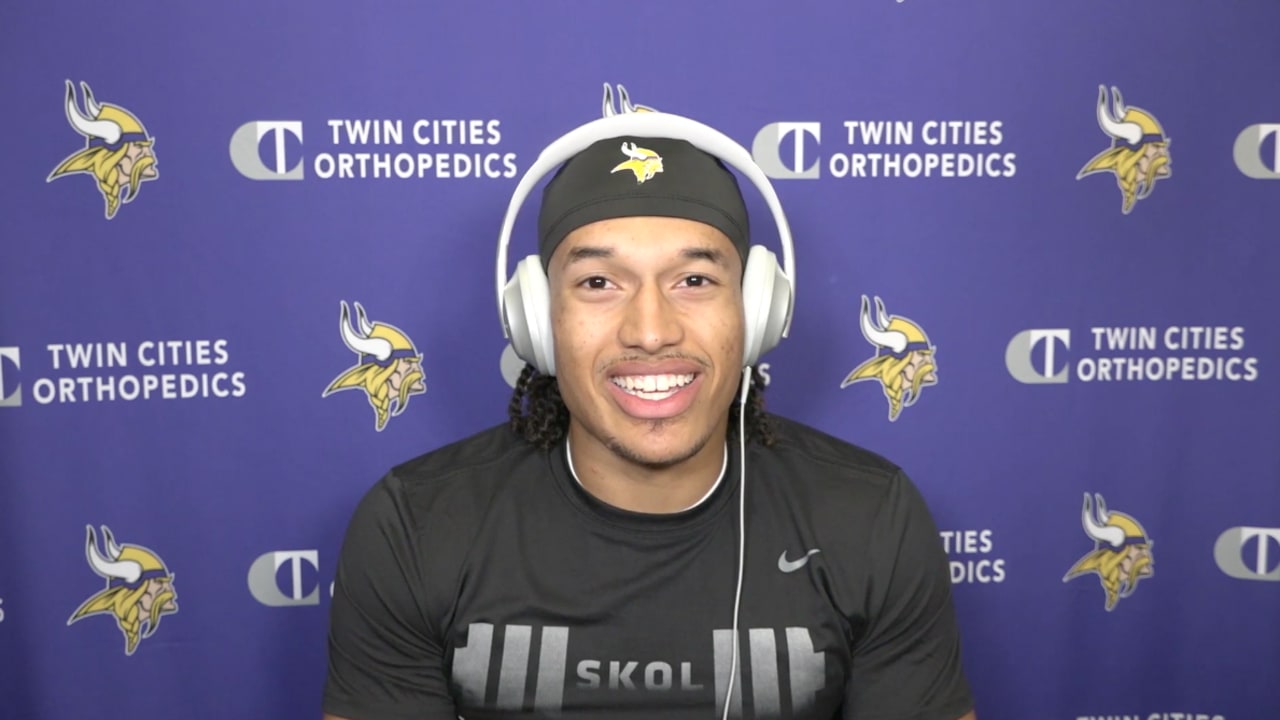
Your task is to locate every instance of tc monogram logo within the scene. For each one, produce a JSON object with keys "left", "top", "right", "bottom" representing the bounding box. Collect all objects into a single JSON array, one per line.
[
  {"left": 0, "top": 347, "right": 20, "bottom": 407},
  {"left": 1233, "top": 124, "right": 1280, "bottom": 179},
  {"left": 230, "top": 121, "right": 305, "bottom": 180},
  {"left": 1214, "top": 527, "right": 1280, "bottom": 581},
  {"left": 1006, "top": 329, "right": 1071, "bottom": 384},
  {"left": 752, "top": 122, "right": 822, "bottom": 179},
  {"left": 247, "top": 550, "right": 321, "bottom": 605}
]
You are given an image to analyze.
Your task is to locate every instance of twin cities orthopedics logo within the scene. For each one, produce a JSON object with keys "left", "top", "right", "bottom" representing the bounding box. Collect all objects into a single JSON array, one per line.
[
  {"left": 1234, "top": 123, "right": 1280, "bottom": 179},
  {"left": 1006, "top": 326, "right": 1259, "bottom": 385},
  {"left": 0, "top": 340, "right": 246, "bottom": 407},
  {"left": 941, "top": 529, "right": 1006, "bottom": 584},
  {"left": 452, "top": 622, "right": 826, "bottom": 718},
  {"left": 1077, "top": 85, "right": 1171, "bottom": 214},
  {"left": 322, "top": 301, "right": 426, "bottom": 431},
  {"left": 247, "top": 550, "right": 334, "bottom": 607},
  {"left": 840, "top": 296, "right": 937, "bottom": 421},
  {"left": 1214, "top": 526, "right": 1280, "bottom": 582},
  {"left": 1063, "top": 493, "right": 1154, "bottom": 612},
  {"left": 67, "top": 526, "right": 178, "bottom": 656},
  {"left": 48, "top": 80, "right": 158, "bottom": 219},
  {"left": 229, "top": 114, "right": 518, "bottom": 181},
  {"left": 752, "top": 117, "right": 1015, "bottom": 180}
]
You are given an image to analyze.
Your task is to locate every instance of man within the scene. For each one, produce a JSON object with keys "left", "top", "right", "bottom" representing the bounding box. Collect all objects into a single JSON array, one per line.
[{"left": 322, "top": 116, "right": 976, "bottom": 719}]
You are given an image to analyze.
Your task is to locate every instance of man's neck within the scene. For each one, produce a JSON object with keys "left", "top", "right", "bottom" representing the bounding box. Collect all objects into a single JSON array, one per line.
[{"left": 565, "top": 423, "right": 728, "bottom": 514}]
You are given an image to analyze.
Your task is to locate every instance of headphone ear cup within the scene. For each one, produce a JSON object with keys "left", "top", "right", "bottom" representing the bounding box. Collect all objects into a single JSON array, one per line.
[
  {"left": 741, "top": 245, "right": 793, "bottom": 367},
  {"left": 503, "top": 255, "right": 555, "bottom": 375}
]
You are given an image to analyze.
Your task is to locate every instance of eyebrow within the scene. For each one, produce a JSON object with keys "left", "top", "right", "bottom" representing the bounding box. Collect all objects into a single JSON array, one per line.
[
  {"left": 564, "top": 246, "right": 614, "bottom": 265},
  {"left": 680, "top": 246, "right": 731, "bottom": 268},
  {"left": 563, "top": 245, "right": 732, "bottom": 268}
]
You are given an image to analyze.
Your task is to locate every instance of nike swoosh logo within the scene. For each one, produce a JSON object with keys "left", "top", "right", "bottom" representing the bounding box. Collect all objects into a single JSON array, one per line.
[{"left": 778, "top": 549, "right": 821, "bottom": 573}]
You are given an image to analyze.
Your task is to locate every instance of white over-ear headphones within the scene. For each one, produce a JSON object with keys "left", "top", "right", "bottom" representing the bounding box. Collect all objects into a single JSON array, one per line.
[{"left": 496, "top": 111, "right": 796, "bottom": 376}]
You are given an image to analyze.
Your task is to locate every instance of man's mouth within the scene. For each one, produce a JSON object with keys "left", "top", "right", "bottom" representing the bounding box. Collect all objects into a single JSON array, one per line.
[{"left": 609, "top": 373, "right": 696, "bottom": 402}]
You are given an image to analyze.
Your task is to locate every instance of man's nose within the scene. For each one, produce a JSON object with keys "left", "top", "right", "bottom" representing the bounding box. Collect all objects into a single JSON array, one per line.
[{"left": 618, "top": 282, "right": 683, "bottom": 353}]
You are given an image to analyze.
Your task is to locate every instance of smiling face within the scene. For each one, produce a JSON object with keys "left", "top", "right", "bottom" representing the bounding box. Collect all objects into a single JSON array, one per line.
[{"left": 548, "top": 215, "right": 745, "bottom": 470}]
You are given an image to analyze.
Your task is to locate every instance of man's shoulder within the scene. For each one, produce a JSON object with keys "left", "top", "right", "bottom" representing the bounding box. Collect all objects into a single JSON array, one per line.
[
  {"left": 389, "top": 422, "right": 542, "bottom": 488},
  {"left": 765, "top": 414, "right": 903, "bottom": 485},
  {"left": 760, "top": 416, "right": 933, "bottom": 551},
  {"left": 353, "top": 423, "right": 548, "bottom": 535}
]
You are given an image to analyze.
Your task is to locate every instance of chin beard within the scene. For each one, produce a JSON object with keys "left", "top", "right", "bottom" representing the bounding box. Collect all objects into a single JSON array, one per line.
[{"left": 604, "top": 422, "right": 713, "bottom": 470}]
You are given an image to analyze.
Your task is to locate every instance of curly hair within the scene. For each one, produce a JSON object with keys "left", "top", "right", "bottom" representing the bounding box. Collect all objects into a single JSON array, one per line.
[{"left": 508, "top": 364, "right": 776, "bottom": 449}]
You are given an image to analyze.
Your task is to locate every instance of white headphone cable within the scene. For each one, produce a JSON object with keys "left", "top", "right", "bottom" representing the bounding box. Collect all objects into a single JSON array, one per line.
[{"left": 722, "top": 364, "right": 751, "bottom": 720}]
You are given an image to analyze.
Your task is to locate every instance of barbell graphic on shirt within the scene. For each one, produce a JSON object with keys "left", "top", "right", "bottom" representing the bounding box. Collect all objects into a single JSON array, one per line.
[{"left": 451, "top": 622, "right": 825, "bottom": 717}]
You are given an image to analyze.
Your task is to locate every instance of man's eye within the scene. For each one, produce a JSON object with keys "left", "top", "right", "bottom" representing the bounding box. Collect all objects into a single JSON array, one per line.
[
  {"left": 583, "top": 277, "right": 609, "bottom": 289},
  {"left": 682, "top": 275, "right": 712, "bottom": 288}
]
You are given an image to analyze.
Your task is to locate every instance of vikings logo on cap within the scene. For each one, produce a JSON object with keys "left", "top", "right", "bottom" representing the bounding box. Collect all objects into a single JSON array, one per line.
[
  {"left": 323, "top": 301, "right": 426, "bottom": 431},
  {"left": 67, "top": 525, "right": 178, "bottom": 656},
  {"left": 601, "top": 83, "right": 663, "bottom": 183},
  {"left": 611, "top": 141, "right": 664, "bottom": 184},
  {"left": 1063, "top": 493, "right": 1154, "bottom": 611},
  {"left": 48, "top": 81, "right": 158, "bottom": 219},
  {"left": 841, "top": 296, "right": 937, "bottom": 422},
  {"left": 1077, "top": 85, "right": 1171, "bottom": 214}
]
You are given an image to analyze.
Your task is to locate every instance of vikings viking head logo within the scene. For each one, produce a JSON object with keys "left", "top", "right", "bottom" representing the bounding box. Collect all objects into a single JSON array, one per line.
[
  {"left": 601, "top": 84, "right": 663, "bottom": 184},
  {"left": 1064, "top": 493, "right": 1154, "bottom": 611},
  {"left": 323, "top": 301, "right": 426, "bottom": 431},
  {"left": 601, "top": 82, "right": 655, "bottom": 118},
  {"left": 68, "top": 526, "right": 178, "bottom": 656},
  {"left": 841, "top": 295, "right": 937, "bottom": 421},
  {"left": 611, "top": 141, "right": 664, "bottom": 184},
  {"left": 1077, "top": 85, "right": 1171, "bottom": 214},
  {"left": 48, "top": 81, "right": 158, "bottom": 219}
]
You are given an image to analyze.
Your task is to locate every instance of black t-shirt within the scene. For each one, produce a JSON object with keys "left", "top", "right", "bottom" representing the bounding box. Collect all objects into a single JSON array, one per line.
[{"left": 323, "top": 416, "right": 974, "bottom": 720}]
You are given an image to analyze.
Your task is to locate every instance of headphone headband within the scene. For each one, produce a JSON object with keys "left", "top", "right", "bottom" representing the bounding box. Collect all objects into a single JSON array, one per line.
[{"left": 496, "top": 111, "right": 795, "bottom": 339}]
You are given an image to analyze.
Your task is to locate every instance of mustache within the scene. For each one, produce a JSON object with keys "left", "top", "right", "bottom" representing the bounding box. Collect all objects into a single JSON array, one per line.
[
  {"left": 145, "top": 589, "right": 176, "bottom": 637},
  {"left": 905, "top": 361, "right": 936, "bottom": 405},
  {"left": 393, "top": 370, "right": 424, "bottom": 416},
  {"left": 1131, "top": 553, "right": 1153, "bottom": 576},
  {"left": 126, "top": 154, "right": 156, "bottom": 201},
  {"left": 1138, "top": 155, "right": 1170, "bottom": 198},
  {"left": 600, "top": 352, "right": 710, "bottom": 374}
]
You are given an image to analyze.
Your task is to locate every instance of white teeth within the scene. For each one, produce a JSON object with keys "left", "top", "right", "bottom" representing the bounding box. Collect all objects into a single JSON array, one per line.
[
  {"left": 611, "top": 373, "right": 695, "bottom": 398},
  {"left": 633, "top": 389, "right": 678, "bottom": 401}
]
